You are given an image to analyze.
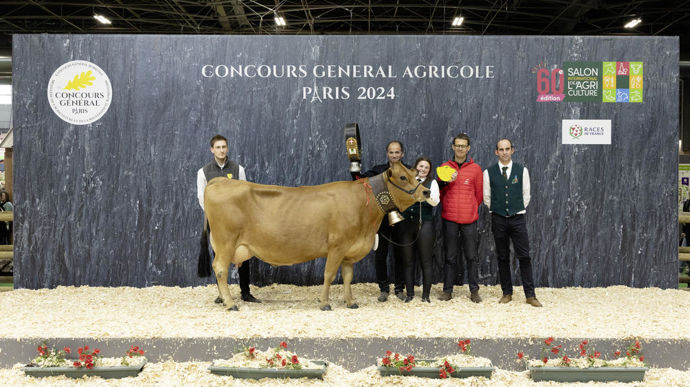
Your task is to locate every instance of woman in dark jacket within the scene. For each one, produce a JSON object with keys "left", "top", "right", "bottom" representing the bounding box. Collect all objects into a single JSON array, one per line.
[{"left": 398, "top": 157, "right": 440, "bottom": 302}]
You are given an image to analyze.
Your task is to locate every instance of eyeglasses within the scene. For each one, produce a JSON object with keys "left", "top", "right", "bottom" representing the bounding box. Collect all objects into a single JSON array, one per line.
[{"left": 453, "top": 144, "right": 469, "bottom": 149}]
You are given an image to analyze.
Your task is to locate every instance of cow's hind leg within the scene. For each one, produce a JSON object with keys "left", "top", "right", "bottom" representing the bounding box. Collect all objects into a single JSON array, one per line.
[
  {"left": 319, "top": 251, "right": 344, "bottom": 311},
  {"left": 341, "top": 261, "right": 358, "bottom": 309},
  {"left": 212, "top": 250, "right": 238, "bottom": 311}
]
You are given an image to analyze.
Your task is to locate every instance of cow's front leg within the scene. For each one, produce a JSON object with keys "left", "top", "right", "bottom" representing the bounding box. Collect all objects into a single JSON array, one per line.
[
  {"left": 319, "top": 252, "right": 343, "bottom": 311},
  {"left": 341, "top": 261, "right": 358, "bottom": 309},
  {"left": 212, "top": 254, "right": 237, "bottom": 311}
]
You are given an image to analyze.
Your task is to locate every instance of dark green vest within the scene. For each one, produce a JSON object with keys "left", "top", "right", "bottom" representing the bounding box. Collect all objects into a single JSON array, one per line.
[
  {"left": 488, "top": 163, "right": 525, "bottom": 216},
  {"left": 402, "top": 178, "right": 434, "bottom": 222},
  {"left": 203, "top": 159, "right": 240, "bottom": 181}
]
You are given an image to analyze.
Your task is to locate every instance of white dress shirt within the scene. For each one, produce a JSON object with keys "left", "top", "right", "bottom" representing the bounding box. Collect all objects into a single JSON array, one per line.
[{"left": 482, "top": 160, "right": 530, "bottom": 213}]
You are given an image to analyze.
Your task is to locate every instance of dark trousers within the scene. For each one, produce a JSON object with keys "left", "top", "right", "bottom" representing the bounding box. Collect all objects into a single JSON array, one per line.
[
  {"left": 491, "top": 213, "right": 536, "bottom": 298},
  {"left": 375, "top": 220, "right": 405, "bottom": 294},
  {"left": 397, "top": 219, "right": 434, "bottom": 298},
  {"left": 442, "top": 219, "right": 479, "bottom": 293}
]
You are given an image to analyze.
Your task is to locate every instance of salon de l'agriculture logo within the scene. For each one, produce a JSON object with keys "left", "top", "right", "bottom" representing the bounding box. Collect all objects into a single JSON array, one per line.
[
  {"left": 535, "top": 61, "right": 642, "bottom": 103},
  {"left": 47, "top": 60, "right": 112, "bottom": 125}
]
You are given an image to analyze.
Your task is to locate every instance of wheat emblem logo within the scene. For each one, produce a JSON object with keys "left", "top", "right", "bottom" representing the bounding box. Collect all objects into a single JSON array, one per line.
[{"left": 64, "top": 71, "right": 96, "bottom": 90}]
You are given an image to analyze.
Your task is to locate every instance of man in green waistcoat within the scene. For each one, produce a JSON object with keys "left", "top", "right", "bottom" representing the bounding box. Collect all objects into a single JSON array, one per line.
[{"left": 482, "top": 139, "right": 542, "bottom": 307}]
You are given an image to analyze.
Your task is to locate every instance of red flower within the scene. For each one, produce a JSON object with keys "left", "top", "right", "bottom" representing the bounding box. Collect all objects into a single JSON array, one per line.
[
  {"left": 542, "top": 357, "right": 548, "bottom": 364},
  {"left": 382, "top": 357, "right": 391, "bottom": 365},
  {"left": 276, "top": 354, "right": 282, "bottom": 360},
  {"left": 64, "top": 347, "right": 71, "bottom": 354},
  {"left": 439, "top": 369, "right": 448, "bottom": 379},
  {"left": 545, "top": 337, "right": 554, "bottom": 345},
  {"left": 78, "top": 348, "right": 83, "bottom": 355},
  {"left": 94, "top": 349, "right": 100, "bottom": 354},
  {"left": 281, "top": 358, "right": 286, "bottom": 367},
  {"left": 84, "top": 346, "right": 89, "bottom": 351},
  {"left": 517, "top": 352, "right": 524, "bottom": 359},
  {"left": 79, "top": 354, "right": 86, "bottom": 361},
  {"left": 582, "top": 340, "right": 588, "bottom": 345},
  {"left": 86, "top": 363, "right": 94, "bottom": 369},
  {"left": 635, "top": 341, "right": 640, "bottom": 349},
  {"left": 280, "top": 341, "right": 287, "bottom": 349},
  {"left": 626, "top": 351, "right": 631, "bottom": 357},
  {"left": 594, "top": 351, "right": 601, "bottom": 358},
  {"left": 394, "top": 353, "right": 399, "bottom": 361},
  {"left": 386, "top": 350, "right": 392, "bottom": 356},
  {"left": 448, "top": 367, "right": 455, "bottom": 373},
  {"left": 406, "top": 365, "right": 413, "bottom": 371},
  {"left": 615, "top": 350, "right": 621, "bottom": 357},
  {"left": 138, "top": 350, "right": 144, "bottom": 355},
  {"left": 563, "top": 355, "right": 571, "bottom": 364},
  {"left": 291, "top": 355, "right": 299, "bottom": 364},
  {"left": 580, "top": 350, "right": 586, "bottom": 356},
  {"left": 444, "top": 360, "right": 450, "bottom": 367},
  {"left": 73, "top": 361, "right": 81, "bottom": 367},
  {"left": 551, "top": 347, "right": 559, "bottom": 354},
  {"left": 465, "top": 339, "right": 471, "bottom": 345},
  {"left": 403, "top": 359, "right": 408, "bottom": 365},
  {"left": 408, "top": 355, "right": 414, "bottom": 362},
  {"left": 639, "top": 356, "right": 644, "bottom": 362}
]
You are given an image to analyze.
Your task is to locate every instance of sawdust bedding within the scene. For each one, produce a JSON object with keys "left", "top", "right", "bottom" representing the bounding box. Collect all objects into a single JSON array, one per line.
[
  {"left": 1, "top": 284, "right": 689, "bottom": 385},
  {"left": 0, "top": 283, "right": 688, "bottom": 339}
]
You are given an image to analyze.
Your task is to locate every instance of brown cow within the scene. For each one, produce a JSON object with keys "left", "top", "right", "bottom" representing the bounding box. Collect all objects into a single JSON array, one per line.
[{"left": 201, "top": 162, "right": 430, "bottom": 311}]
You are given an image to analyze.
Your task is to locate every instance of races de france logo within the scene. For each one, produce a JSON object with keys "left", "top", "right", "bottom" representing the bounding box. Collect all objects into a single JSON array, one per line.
[
  {"left": 47, "top": 60, "right": 112, "bottom": 125},
  {"left": 569, "top": 124, "right": 583, "bottom": 139}
]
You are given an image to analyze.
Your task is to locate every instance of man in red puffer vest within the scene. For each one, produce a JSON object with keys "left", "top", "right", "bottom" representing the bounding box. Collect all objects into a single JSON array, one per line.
[{"left": 437, "top": 133, "right": 483, "bottom": 303}]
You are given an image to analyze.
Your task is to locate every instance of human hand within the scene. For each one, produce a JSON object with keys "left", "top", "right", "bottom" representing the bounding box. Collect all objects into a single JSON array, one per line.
[{"left": 450, "top": 172, "right": 458, "bottom": 182}]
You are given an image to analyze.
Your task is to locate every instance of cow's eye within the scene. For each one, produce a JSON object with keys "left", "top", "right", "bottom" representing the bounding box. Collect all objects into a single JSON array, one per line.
[{"left": 400, "top": 176, "right": 407, "bottom": 181}]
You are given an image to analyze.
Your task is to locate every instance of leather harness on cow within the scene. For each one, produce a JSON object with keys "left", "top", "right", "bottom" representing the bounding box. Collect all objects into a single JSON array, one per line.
[{"left": 367, "top": 172, "right": 424, "bottom": 247}]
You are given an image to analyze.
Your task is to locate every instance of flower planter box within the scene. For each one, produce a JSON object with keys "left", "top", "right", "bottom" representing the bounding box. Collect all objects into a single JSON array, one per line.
[
  {"left": 378, "top": 360, "right": 494, "bottom": 379},
  {"left": 22, "top": 359, "right": 147, "bottom": 379},
  {"left": 208, "top": 360, "right": 328, "bottom": 379},
  {"left": 529, "top": 366, "right": 648, "bottom": 382}
]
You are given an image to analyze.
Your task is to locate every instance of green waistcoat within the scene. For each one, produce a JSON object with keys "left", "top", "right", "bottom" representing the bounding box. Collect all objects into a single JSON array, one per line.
[{"left": 488, "top": 163, "right": 525, "bottom": 216}]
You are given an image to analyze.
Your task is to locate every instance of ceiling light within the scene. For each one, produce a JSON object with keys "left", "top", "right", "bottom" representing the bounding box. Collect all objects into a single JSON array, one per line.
[
  {"left": 93, "top": 14, "right": 112, "bottom": 25},
  {"left": 452, "top": 16, "right": 464, "bottom": 27},
  {"left": 624, "top": 18, "right": 641, "bottom": 29},
  {"left": 274, "top": 15, "right": 286, "bottom": 26}
]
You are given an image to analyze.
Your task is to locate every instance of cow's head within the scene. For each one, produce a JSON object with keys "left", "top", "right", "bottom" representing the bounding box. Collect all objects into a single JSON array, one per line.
[{"left": 385, "top": 162, "right": 431, "bottom": 212}]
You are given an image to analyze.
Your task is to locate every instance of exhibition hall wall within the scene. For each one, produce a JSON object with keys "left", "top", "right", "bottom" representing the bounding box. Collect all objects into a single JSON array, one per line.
[{"left": 12, "top": 35, "right": 678, "bottom": 289}]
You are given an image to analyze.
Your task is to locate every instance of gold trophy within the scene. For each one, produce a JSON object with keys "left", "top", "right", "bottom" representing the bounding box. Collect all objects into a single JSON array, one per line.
[{"left": 344, "top": 123, "right": 361, "bottom": 173}]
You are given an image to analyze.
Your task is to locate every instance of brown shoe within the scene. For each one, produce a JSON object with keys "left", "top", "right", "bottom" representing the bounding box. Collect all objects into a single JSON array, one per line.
[
  {"left": 470, "top": 291, "right": 482, "bottom": 303},
  {"left": 438, "top": 292, "right": 452, "bottom": 301},
  {"left": 526, "top": 297, "right": 543, "bottom": 307},
  {"left": 499, "top": 294, "right": 513, "bottom": 304}
]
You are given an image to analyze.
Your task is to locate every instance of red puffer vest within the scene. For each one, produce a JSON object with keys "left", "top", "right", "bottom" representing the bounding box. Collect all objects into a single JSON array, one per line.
[{"left": 439, "top": 159, "right": 483, "bottom": 224}]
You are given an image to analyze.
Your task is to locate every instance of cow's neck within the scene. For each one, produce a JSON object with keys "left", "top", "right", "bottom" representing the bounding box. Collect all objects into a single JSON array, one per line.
[{"left": 367, "top": 173, "right": 399, "bottom": 214}]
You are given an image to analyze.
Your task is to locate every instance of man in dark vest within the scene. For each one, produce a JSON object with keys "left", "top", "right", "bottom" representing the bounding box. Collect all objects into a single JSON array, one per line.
[
  {"left": 351, "top": 140, "right": 407, "bottom": 302},
  {"left": 197, "top": 134, "right": 260, "bottom": 303},
  {"left": 483, "top": 138, "right": 542, "bottom": 307}
]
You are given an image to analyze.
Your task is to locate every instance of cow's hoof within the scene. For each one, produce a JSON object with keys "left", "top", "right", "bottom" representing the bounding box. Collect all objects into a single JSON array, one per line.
[
  {"left": 320, "top": 304, "right": 332, "bottom": 311},
  {"left": 347, "top": 303, "right": 359, "bottom": 309},
  {"left": 214, "top": 296, "right": 223, "bottom": 304},
  {"left": 227, "top": 305, "right": 239, "bottom": 311}
]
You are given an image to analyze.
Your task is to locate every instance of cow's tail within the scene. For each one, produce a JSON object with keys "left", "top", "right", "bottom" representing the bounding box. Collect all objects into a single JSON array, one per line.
[{"left": 198, "top": 213, "right": 212, "bottom": 277}]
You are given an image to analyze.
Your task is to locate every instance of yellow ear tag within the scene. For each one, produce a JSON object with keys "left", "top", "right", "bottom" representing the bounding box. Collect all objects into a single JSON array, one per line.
[
  {"left": 227, "top": 173, "right": 233, "bottom": 179},
  {"left": 436, "top": 165, "right": 456, "bottom": 182}
]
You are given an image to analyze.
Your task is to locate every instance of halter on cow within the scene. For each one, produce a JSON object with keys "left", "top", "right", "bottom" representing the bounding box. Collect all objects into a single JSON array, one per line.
[{"left": 199, "top": 162, "right": 430, "bottom": 311}]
